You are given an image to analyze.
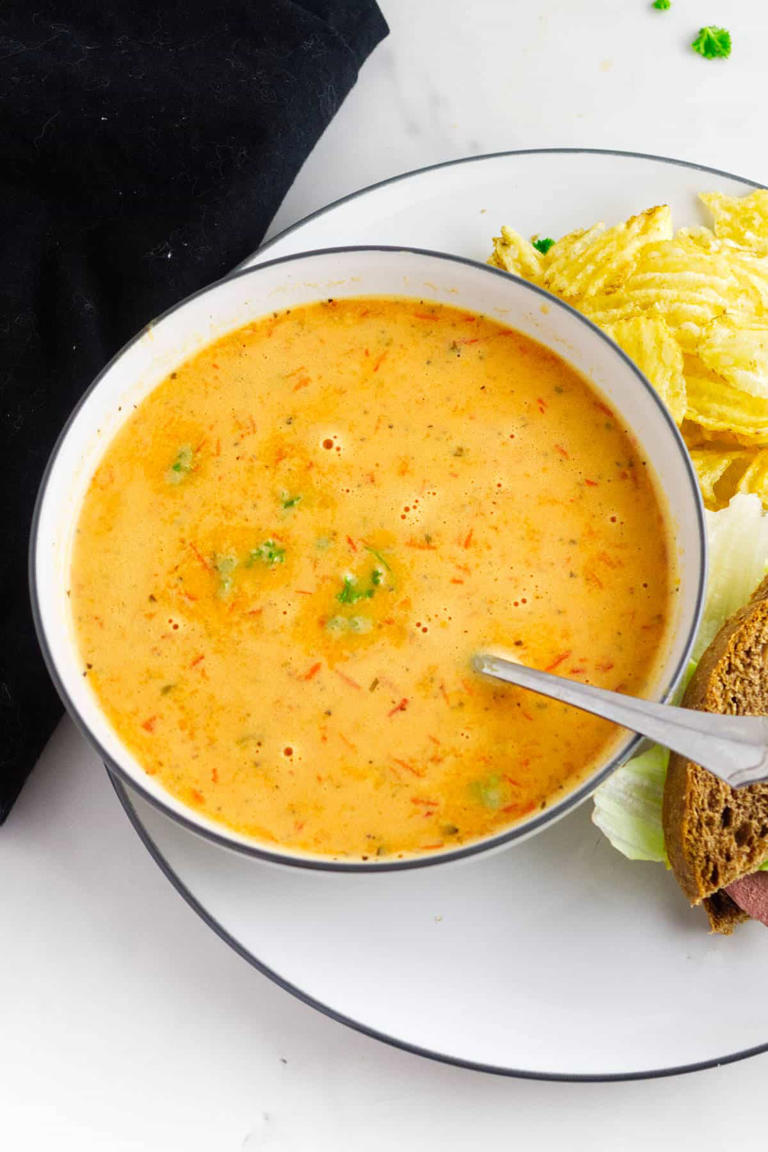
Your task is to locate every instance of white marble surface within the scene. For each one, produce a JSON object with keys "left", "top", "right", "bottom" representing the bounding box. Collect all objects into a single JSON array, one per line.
[{"left": 5, "top": 2, "right": 768, "bottom": 1147}]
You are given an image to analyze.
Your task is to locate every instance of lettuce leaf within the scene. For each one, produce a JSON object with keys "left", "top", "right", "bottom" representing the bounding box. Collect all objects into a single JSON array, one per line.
[
  {"left": 592, "top": 745, "right": 669, "bottom": 863},
  {"left": 592, "top": 494, "right": 768, "bottom": 865},
  {"left": 694, "top": 493, "right": 768, "bottom": 661}
]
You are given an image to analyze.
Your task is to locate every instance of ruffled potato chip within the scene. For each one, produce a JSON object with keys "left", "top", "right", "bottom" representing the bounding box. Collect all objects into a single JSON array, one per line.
[
  {"left": 680, "top": 419, "right": 709, "bottom": 449},
  {"left": 603, "top": 316, "right": 686, "bottom": 424},
  {"left": 701, "top": 190, "right": 768, "bottom": 255},
  {"left": 682, "top": 420, "right": 747, "bottom": 449},
  {"left": 488, "top": 226, "right": 543, "bottom": 280},
  {"left": 689, "top": 447, "right": 752, "bottom": 508},
  {"left": 612, "top": 242, "right": 768, "bottom": 351},
  {"left": 540, "top": 206, "right": 672, "bottom": 300},
  {"left": 685, "top": 368, "right": 768, "bottom": 445},
  {"left": 736, "top": 450, "right": 768, "bottom": 505},
  {"left": 582, "top": 241, "right": 768, "bottom": 350},
  {"left": 673, "top": 226, "right": 720, "bottom": 253},
  {"left": 697, "top": 319, "right": 768, "bottom": 399},
  {"left": 579, "top": 294, "right": 645, "bottom": 330},
  {"left": 489, "top": 190, "right": 768, "bottom": 509}
]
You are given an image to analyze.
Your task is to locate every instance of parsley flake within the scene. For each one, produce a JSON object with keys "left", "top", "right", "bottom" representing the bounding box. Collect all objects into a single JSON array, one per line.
[
  {"left": 213, "top": 554, "right": 238, "bottom": 596},
  {"left": 691, "top": 25, "right": 731, "bottom": 59},
  {"left": 336, "top": 567, "right": 385, "bottom": 604},
  {"left": 532, "top": 236, "right": 555, "bottom": 255},
  {"left": 247, "top": 540, "right": 286, "bottom": 568},
  {"left": 652, "top": 0, "right": 670, "bottom": 9},
  {"left": 336, "top": 575, "right": 374, "bottom": 605},
  {"left": 166, "top": 445, "right": 195, "bottom": 484},
  {"left": 364, "top": 545, "right": 391, "bottom": 571},
  {"left": 470, "top": 774, "right": 509, "bottom": 811}
]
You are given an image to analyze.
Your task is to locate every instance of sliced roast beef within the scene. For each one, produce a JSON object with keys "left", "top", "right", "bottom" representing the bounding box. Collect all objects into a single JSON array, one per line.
[{"left": 725, "top": 871, "right": 768, "bottom": 926}]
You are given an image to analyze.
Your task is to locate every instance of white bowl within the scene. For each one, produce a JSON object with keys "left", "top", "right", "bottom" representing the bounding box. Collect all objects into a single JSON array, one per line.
[{"left": 30, "top": 246, "right": 706, "bottom": 870}]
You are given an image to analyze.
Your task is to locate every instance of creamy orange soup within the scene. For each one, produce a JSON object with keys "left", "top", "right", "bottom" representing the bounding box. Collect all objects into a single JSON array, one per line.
[{"left": 71, "top": 298, "right": 673, "bottom": 859}]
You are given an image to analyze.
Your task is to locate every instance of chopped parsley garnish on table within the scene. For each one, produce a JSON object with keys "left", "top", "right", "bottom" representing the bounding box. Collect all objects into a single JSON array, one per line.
[
  {"left": 691, "top": 25, "right": 731, "bottom": 59},
  {"left": 652, "top": 0, "right": 670, "bottom": 10}
]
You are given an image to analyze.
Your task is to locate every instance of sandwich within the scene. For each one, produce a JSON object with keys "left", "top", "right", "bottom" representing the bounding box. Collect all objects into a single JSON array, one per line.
[
  {"left": 592, "top": 494, "right": 768, "bottom": 933},
  {"left": 662, "top": 576, "right": 768, "bottom": 933}
]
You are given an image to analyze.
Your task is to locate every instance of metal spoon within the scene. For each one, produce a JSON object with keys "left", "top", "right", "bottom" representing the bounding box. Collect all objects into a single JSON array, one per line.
[{"left": 473, "top": 653, "right": 768, "bottom": 789}]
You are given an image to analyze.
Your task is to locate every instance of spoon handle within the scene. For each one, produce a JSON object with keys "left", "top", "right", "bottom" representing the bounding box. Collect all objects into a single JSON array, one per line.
[{"left": 473, "top": 653, "right": 768, "bottom": 789}]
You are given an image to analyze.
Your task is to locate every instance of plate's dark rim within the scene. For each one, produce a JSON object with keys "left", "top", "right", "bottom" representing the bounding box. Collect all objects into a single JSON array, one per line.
[
  {"left": 106, "top": 147, "right": 768, "bottom": 1082},
  {"left": 244, "top": 145, "right": 765, "bottom": 270},
  {"left": 33, "top": 146, "right": 765, "bottom": 1081},
  {"left": 111, "top": 769, "right": 768, "bottom": 1083},
  {"left": 29, "top": 242, "right": 706, "bottom": 873}
]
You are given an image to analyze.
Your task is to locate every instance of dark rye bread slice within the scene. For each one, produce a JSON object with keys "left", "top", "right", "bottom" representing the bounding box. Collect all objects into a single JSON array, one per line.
[
  {"left": 662, "top": 574, "right": 768, "bottom": 934},
  {"left": 703, "top": 889, "right": 749, "bottom": 935}
]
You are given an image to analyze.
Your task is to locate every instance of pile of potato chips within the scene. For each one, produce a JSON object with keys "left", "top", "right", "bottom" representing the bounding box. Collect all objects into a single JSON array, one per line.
[{"left": 489, "top": 190, "right": 768, "bottom": 510}]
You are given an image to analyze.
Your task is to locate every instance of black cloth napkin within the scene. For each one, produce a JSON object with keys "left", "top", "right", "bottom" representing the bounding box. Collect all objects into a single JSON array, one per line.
[{"left": 0, "top": 0, "right": 388, "bottom": 822}]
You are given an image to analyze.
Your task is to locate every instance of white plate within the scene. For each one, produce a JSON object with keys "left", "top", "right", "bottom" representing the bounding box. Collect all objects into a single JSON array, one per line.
[{"left": 113, "top": 150, "right": 768, "bottom": 1080}]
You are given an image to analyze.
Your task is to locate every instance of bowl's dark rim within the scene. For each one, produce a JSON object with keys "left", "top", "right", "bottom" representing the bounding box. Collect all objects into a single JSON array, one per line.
[
  {"left": 29, "top": 240, "right": 707, "bottom": 872},
  {"left": 29, "top": 146, "right": 768, "bottom": 1083}
]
